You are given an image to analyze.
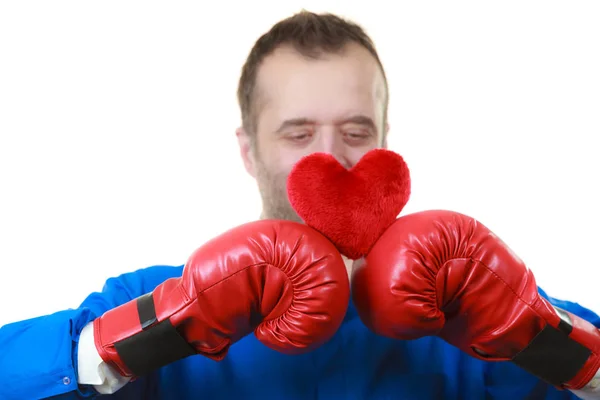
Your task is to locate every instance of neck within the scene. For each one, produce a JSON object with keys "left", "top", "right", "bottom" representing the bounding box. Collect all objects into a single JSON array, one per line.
[{"left": 342, "top": 256, "right": 355, "bottom": 283}]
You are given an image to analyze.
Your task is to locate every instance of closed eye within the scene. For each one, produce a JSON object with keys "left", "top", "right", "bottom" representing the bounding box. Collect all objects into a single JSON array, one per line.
[
  {"left": 285, "top": 131, "right": 313, "bottom": 144},
  {"left": 343, "top": 131, "right": 373, "bottom": 145}
]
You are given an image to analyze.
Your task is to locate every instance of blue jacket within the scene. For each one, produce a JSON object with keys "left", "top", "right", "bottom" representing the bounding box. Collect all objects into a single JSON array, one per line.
[{"left": 0, "top": 264, "right": 597, "bottom": 399}]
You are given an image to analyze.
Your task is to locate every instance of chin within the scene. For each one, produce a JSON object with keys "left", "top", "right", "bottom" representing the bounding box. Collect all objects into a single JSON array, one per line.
[{"left": 262, "top": 206, "right": 305, "bottom": 224}]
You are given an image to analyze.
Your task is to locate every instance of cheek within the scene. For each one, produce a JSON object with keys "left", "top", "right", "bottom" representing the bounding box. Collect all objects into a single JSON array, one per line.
[
  {"left": 262, "top": 142, "right": 307, "bottom": 172},
  {"left": 279, "top": 154, "right": 305, "bottom": 178},
  {"left": 258, "top": 144, "right": 298, "bottom": 178}
]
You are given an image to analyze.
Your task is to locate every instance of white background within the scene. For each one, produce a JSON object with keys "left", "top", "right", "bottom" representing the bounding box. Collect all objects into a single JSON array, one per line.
[{"left": 0, "top": 1, "right": 598, "bottom": 327}]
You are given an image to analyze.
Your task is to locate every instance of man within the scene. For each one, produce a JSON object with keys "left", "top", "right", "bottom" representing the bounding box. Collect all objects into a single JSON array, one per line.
[{"left": 1, "top": 10, "right": 599, "bottom": 399}]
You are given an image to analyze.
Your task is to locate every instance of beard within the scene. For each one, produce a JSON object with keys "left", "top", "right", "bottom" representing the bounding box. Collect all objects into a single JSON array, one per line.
[
  {"left": 254, "top": 153, "right": 355, "bottom": 279},
  {"left": 254, "top": 157, "right": 304, "bottom": 223}
]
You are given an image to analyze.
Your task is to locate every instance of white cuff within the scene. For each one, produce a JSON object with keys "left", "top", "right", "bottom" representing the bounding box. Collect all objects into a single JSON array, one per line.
[
  {"left": 570, "top": 369, "right": 600, "bottom": 399},
  {"left": 77, "top": 321, "right": 131, "bottom": 394}
]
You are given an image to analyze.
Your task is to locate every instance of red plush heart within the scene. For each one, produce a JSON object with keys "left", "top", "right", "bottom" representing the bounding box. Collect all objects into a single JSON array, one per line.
[{"left": 287, "top": 149, "right": 411, "bottom": 259}]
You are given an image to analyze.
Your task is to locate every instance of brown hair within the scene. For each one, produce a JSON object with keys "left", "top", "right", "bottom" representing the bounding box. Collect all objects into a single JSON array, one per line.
[{"left": 237, "top": 10, "right": 389, "bottom": 138}]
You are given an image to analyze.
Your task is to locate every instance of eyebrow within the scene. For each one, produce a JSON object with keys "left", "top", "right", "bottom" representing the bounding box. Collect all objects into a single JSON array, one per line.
[
  {"left": 274, "top": 115, "right": 377, "bottom": 134},
  {"left": 274, "top": 118, "right": 314, "bottom": 134},
  {"left": 339, "top": 115, "right": 377, "bottom": 132}
]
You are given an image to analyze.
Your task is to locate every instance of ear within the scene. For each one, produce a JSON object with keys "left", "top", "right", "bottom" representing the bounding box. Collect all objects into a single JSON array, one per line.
[
  {"left": 381, "top": 122, "right": 390, "bottom": 148},
  {"left": 236, "top": 127, "right": 256, "bottom": 178}
]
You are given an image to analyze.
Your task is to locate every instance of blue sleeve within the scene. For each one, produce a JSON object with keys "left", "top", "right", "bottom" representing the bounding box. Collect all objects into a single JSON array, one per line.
[
  {"left": 538, "top": 286, "right": 600, "bottom": 328},
  {"left": 484, "top": 286, "right": 600, "bottom": 399},
  {"left": 0, "top": 265, "right": 183, "bottom": 400}
]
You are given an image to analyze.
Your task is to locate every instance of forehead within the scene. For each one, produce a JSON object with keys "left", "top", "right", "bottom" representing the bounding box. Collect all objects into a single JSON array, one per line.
[{"left": 254, "top": 43, "right": 387, "bottom": 131}]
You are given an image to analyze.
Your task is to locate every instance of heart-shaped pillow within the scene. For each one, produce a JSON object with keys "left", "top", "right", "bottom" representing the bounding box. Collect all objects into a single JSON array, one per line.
[{"left": 287, "top": 149, "right": 411, "bottom": 259}]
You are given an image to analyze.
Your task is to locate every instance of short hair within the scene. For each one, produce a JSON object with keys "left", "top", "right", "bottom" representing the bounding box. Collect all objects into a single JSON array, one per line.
[{"left": 237, "top": 10, "right": 389, "bottom": 138}]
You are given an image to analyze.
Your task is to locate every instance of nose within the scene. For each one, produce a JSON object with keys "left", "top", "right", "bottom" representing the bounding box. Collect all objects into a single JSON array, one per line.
[{"left": 317, "top": 129, "right": 352, "bottom": 169}]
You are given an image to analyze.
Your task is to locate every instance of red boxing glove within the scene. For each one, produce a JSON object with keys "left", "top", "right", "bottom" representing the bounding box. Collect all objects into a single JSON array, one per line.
[
  {"left": 352, "top": 209, "right": 600, "bottom": 390},
  {"left": 94, "top": 219, "right": 350, "bottom": 378}
]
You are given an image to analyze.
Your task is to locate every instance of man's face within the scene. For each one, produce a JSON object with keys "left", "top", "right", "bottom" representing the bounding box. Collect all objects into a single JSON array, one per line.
[{"left": 237, "top": 43, "right": 388, "bottom": 222}]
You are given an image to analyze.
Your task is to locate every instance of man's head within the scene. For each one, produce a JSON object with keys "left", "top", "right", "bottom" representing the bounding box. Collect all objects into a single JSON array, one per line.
[{"left": 236, "top": 10, "right": 389, "bottom": 222}]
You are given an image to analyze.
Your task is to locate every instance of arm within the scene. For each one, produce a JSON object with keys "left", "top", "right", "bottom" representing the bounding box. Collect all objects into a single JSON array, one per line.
[
  {"left": 545, "top": 289, "right": 600, "bottom": 399},
  {"left": 485, "top": 288, "right": 600, "bottom": 399},
  {"left": 352, "top": 210, "right": 600, "bottom": 398},
  {"left": 79, "top": 266, "right": 184, "bottom": 317},
  {"left": 0, "top": 219, "right": 350, "bottom": 399},
  {"left": 0, "top": 265, "right": 183, "bottom": 400}
]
